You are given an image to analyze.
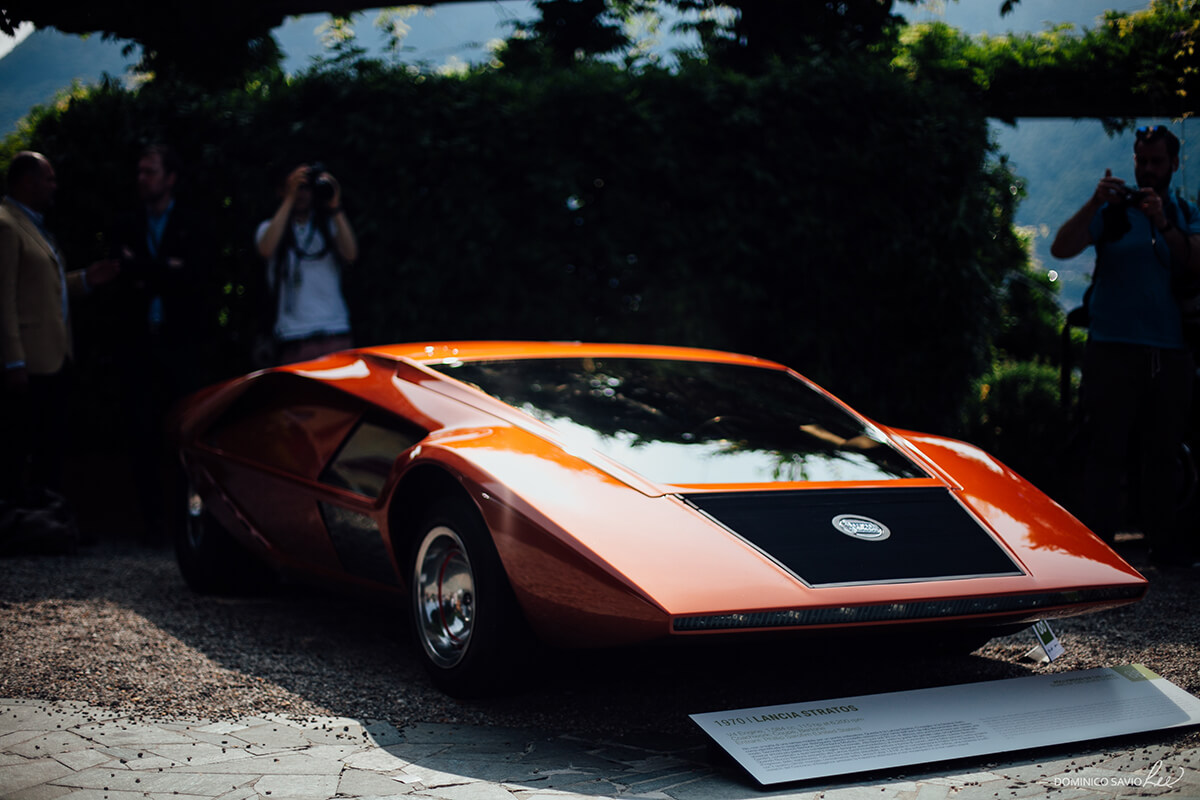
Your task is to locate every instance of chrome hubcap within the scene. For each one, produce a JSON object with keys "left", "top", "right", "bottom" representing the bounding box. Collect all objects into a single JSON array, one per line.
[
  {"left": 185, "top": 488, "right": 205, "bottom": 549},
  {"left": 414, "top": 526, "right": 474, "bottom": 668}
]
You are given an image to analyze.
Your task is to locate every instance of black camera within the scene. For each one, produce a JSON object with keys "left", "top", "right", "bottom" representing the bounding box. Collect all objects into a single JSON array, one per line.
[
  {"left": 306, "top": 161, "right": 335, "bottom": 207},
  {"left": 1119, "top": 184, "right": 1147, "bottom": 205}
]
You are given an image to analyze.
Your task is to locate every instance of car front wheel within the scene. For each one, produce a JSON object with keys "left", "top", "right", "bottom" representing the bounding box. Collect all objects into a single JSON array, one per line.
[{"left": 409, "top": 497, "right": 524, "bottom": 696}]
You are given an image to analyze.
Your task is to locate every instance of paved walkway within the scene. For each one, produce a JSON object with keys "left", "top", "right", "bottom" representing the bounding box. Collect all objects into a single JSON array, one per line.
[{"left": 2, "top": 698, "right": 1198, "bottom": 799}]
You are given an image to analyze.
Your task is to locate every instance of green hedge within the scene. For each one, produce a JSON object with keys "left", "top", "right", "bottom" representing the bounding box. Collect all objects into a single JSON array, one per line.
[
  {"left": 4, "top": 54, "right": 1026, "bottom": 436},
  {"left": 961, "top": 358, "right": 1070, "bottom": 493}
]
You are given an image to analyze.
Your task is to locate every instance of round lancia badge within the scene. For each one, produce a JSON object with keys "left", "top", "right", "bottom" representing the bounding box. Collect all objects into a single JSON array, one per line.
[{"left": 832, "top": 514, "right": 891, "bottom": 541}]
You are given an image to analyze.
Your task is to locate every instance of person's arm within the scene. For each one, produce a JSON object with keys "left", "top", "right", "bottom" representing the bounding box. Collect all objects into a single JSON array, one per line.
[
  {"left": 320, "top": 172, "right": 358, "bottom": 264},
  {"left": 256, "top": 166, "right": 308, "bottom": 260},
  {"left": 1144, "top": 196, "right": 1200, "bottom": 278},
  {"left": 329, "top": 209, "right": 358, "bottom": 265},
  {"left": 1051, "top": 169, "right": 1123, "bottom": 259},
  {"left": 66, "top": 259, "right": 119, "bottom": 299},
  {"left": 1186, "top": 230, "right": 1200, "bottom": 279},
  {"left": 0, "top": 216, "right": 26, "bottom": 384}
]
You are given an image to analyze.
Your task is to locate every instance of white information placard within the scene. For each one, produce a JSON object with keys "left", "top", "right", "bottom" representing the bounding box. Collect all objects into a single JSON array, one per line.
[
  {"left": 690, "top": 665, "right": 1200, "bottom": 786},
  {"left": 1030, "top": 619, "right": 1064, "bottom": 661}
]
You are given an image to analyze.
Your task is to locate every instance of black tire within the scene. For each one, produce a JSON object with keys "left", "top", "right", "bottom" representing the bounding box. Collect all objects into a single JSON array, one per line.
[
  {"left": 174, "top": 484, "right": 269, "bottom": 594},
  {"left": 408, "top": 496, "right": 526, "bottom": 697}
]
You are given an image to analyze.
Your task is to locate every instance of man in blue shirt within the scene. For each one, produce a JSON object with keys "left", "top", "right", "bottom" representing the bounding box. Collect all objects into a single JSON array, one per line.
[{"left": 1052, "top": 126, "right": 1200, "bottom": 567}]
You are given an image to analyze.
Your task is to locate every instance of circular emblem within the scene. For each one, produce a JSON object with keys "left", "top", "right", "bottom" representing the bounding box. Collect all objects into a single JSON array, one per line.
[{"left": 832, "top": 514, "right": 891, "bottom": 541}]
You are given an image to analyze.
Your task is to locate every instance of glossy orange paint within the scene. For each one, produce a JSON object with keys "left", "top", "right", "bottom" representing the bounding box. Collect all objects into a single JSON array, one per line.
[{"left": 176, "top": 341, "right": 1146, "bottom": 650}]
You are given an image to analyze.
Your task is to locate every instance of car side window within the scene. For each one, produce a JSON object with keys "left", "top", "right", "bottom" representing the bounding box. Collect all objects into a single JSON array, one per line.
[
  {"left": 320, "top": 414, "right": 423, "bottom": 498},
  {"left": 203, "top": 376, "right": 362, "bottom": 479}
]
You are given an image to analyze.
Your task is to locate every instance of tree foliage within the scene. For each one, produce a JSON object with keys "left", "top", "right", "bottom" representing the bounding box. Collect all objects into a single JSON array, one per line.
[
  {"left": 671, "top": 0, "right": 910, "bottom": 70},
  {"left": 3, "top": 0, "right": 1195, "bottom": 116},
  {"left": 897, "top": 0, "right": 1200, "bottom": 122},
  {"left": 503, "top": 0, "right": 631, "bottom": 69}
]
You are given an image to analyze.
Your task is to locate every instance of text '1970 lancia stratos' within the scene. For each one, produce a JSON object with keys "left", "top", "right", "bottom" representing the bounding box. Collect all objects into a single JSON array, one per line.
[{"left": 173, "top": 342, "right": 1146, "bottom": 695}]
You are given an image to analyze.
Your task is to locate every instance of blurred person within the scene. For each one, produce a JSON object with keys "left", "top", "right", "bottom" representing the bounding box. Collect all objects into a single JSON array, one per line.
[
  {"left": 0, "top": 151, "right": 119, "bottom": 536},
  {"left": 255, "top": 163, "right": 358, "bottom": 365},
  {"left": 109, "top": 144, "right": 214, "bottom": 539},
  {"left": 111, "top": 144, "right": 212, "bottom": 376},
  {"left": 1051, "top": 125, "right": 1200, "bottom": 567}
]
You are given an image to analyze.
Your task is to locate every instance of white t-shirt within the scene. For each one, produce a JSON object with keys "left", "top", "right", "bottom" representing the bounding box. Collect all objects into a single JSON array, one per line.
[{"left": 257, "top": 218, "right": 351, "bottom": 341}]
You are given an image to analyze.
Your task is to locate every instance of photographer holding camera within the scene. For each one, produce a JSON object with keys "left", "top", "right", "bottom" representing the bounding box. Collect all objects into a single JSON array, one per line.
[
  {"left": 1052, "top": 125, "right": 1200, "bottom": 567},
  {"left": 256, "top": 162, "right": 358, "bottom": 365}
]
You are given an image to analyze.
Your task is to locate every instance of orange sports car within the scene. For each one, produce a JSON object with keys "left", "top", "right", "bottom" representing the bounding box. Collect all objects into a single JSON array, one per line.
[{"left": 174, "top": 342, "right": 1146, "bottom": 695}]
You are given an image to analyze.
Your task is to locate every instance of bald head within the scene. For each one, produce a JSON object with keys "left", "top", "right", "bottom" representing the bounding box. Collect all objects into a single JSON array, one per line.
[{"left": 6, "top": 151, "right": 56, "bottom": 213}]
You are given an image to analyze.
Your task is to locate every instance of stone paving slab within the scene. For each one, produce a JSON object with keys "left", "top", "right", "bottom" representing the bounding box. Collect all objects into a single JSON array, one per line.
[{"left": 1, "top": 698, "right": 1198, "bottom": 800}]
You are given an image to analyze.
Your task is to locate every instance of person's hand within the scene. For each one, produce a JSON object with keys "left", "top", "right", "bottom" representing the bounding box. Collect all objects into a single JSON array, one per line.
[
  {"left": 1092, "top": 169, "right": 1129, "bottom": 206},
  {"left": 86, "top": 258, "right": 121, "bottom": 287},
  {"left": 1134, "top": 189, "right": 1168, "bottom": 230},
  {"left": 284, "top": 164, "right": 311, "bottom": 200}
]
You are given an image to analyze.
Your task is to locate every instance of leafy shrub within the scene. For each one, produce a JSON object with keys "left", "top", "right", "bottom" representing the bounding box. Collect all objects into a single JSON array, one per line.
[
  {"left": 4, "top": 53, "right": 1025, "bottom": 440},
  {"left": 961, "top": 358, "right": 1071, "bottom": 492}
]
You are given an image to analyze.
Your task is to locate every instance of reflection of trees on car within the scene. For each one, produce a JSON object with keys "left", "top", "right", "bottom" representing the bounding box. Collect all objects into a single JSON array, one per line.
[{"left": 435, "top": 358, "right": 926, "bottom": 484}]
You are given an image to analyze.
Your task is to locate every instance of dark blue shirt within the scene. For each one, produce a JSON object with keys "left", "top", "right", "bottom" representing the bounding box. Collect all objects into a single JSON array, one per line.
[{"left": 1087, "top": 195, "right": 1199, "bottom": 349}]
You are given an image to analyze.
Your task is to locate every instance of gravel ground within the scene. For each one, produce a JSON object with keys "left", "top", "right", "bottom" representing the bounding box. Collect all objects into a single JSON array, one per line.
[{"left": 0, "top": 535, "right": 1197, "bottom": 747}]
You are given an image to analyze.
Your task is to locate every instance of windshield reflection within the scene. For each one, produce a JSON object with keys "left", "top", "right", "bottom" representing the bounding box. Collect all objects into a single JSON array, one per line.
[{"left": 432, "top": 358, "right": 926, "bottom": 484}]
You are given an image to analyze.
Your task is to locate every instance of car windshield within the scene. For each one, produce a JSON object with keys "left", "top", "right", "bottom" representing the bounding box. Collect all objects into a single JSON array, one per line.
[{"left": 431, "top": 357, "right": 926, "bottom": 484}]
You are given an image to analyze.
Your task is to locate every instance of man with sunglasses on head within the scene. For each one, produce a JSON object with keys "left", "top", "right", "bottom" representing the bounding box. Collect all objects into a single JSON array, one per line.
[{"left": 1052, "top": 125, "right": 1200, "bottom": 569}]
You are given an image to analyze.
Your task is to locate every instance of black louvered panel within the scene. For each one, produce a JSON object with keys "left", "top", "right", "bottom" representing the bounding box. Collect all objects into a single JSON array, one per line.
[{"left": 685, "top": 487, "right": 1022, "bottom": 587}]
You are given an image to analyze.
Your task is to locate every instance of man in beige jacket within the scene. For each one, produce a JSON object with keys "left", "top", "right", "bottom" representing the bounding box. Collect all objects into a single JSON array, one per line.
[{"left": 1, "top": 151, "right": 118, "bottom": 504}]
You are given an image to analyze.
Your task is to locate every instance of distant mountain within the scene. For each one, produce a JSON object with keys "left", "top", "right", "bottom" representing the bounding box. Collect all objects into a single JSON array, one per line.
[{"left": 0, "top": 28, "right": 136, "bottom": 135}]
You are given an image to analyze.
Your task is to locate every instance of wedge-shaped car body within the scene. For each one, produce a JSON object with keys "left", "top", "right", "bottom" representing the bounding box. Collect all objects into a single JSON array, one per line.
[{"left": 174, "top": 342, "right": 1146, "bottom": 694}]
